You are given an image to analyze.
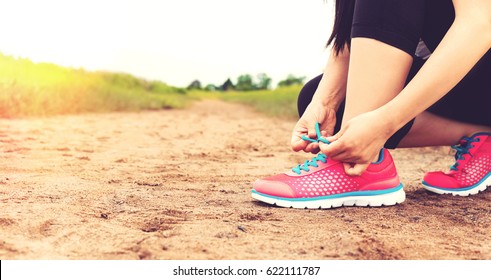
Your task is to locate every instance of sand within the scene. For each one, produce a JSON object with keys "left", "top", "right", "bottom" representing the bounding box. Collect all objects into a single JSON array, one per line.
[{"left": 0, "top": 99, "right": 490, "bottom": 260}]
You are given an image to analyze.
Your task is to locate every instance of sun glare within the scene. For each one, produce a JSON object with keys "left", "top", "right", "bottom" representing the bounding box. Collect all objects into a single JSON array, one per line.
[{"left": 0, "top": 0, "right": 332, "bottom": 87}]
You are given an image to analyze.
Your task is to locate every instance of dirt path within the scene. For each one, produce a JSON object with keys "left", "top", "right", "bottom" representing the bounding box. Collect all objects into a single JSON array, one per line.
[{"left": 0, "top": 99, "right": 489, "bottom": 260}]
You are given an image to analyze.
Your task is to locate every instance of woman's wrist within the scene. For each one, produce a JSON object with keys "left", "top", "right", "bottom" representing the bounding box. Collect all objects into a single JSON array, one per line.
[
  {"left": 376, "top": 102, "right": 408, "bottom": 138},
  {"left": 311, "top": 78, "right": 346, "bottom": 109},
  {"left": 311, "top": 91, "right": 344, "bottom": 110},
  {"left": 311, "top": 47, "right": 349, "bottom": 110}
]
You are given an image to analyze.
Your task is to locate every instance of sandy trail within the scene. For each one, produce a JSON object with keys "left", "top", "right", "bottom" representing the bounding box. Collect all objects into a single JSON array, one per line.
[{"left": 0, "top": 99, "right": 489, "bottom": 260}]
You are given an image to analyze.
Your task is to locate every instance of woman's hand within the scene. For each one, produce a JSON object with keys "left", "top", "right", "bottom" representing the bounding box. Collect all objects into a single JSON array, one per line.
[
  {"left": 291, "top": 45, "right": 349, "bottom": 154},
  {"left": 290, "top": 102, "right": 338, "bottom": 154},
  {"left": 319, "top": 110, "right": 396, "bottom": 176}
]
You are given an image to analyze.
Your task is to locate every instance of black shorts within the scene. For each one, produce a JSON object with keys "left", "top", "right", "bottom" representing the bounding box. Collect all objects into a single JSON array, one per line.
[{"left": 298, "top": 0, "right": 491, "bottom": 149}]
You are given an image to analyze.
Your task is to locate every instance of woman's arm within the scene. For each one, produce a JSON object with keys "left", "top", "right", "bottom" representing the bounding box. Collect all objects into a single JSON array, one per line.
[
  {"left": 312, "top": 44, "right": 350, "bottom": 109},
  {"left": 291, "top": 45, "right": 350, "bottom": 152},
  {"left": 381, "top": 0, "right": 491, "bottom": 132}
]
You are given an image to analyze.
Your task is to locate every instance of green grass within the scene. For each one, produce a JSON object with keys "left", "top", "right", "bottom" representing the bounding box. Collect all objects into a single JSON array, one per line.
[
  {"left": 0, "top": 53, "right": 302, "bottom": 119},
  {"left": 0, "top": 53, "right": 190, "bottom": 117},
  {"left": 190, "top": 85, "right": 301, "bottom": 120}
]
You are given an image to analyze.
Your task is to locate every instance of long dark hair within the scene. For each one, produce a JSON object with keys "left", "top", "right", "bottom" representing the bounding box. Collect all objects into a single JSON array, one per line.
[{"left": 326, "top": 0, "right": 356, "bottom": 55}]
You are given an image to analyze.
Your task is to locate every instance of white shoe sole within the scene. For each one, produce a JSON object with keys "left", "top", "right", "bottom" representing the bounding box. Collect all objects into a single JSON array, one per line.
[
  {"left": 422, "top": 172, "right": 491, "bottom": 196},
  {"left": 251, "top": 184, "right": 405, "bottom": 209}
]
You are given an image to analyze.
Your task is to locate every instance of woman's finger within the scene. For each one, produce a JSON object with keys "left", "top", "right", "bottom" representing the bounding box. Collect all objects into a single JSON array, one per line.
[
  {"left": 307, "top": 122, "right": 318, "bottom": 139},
  {"left": 344, "top": 162, "right": 370, "bottom": 176},
  {"left": 319, "top": 138, "right": 345, "bottom": 158},
  {"left": 304, "top": 142, "right": 320, "bottom": 153},
  {"left": 327, "top": 149, "right": 362, "bottom": 163},
  {"left": 326, "top": 125, "right": 345, "bottom": 143},
  {"left": 291, "top": 138, "right": 308, "bottom": 152},
  {"left": 320, "top": 120, "right": 335, "bottom": 137}
]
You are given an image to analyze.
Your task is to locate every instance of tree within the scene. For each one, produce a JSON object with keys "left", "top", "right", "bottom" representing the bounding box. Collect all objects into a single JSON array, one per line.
[
  {"left": 235, "top": 74, "right": 254, "bottom": 91},
  {"left": 220, "top": 78, "right": 235, "bottom": 91},
  {"left": 204, "top": 84, "right": 219, "bottom": 91},
  {"left": 256, "top": 73, "right": 272, "bottom": 90},
  {"left": 187, "top": 80, "right": 202, "bottom": 90},
  {"left": 277, "top": 74, "right": 306, "bottom": 87}
]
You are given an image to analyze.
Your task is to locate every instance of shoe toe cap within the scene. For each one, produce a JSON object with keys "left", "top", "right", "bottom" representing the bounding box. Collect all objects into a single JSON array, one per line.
[
  {"left": 253, "top": 179, "right": 295, "bottom": 198},
  {"left": 423, "top": 171, "right": 460, "bottom": 189}
]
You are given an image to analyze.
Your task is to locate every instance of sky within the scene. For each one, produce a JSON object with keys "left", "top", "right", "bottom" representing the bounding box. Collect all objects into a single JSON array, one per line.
[{"left": 0, "top": 0, "right": 334, "bottom": 88}]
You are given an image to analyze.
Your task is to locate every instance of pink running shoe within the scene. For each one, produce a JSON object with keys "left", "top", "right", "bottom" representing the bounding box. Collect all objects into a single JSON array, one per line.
[
  {"left": 251, "top": 148, "right": 405, "bottom": 209},
  {"left": 423, "top": 132, "right": 491, "bottom": 196}
]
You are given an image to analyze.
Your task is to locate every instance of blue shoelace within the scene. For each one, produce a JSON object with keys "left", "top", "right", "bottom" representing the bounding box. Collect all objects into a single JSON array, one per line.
[
  {"left": 299, "top": 122, "right": 330, "bottom": 144},
  {"left": 450, "top": 137, "right": 480, "bottom": 171},
  {"left": 292, "top": 123, "right": 331, "bottom": 175}
]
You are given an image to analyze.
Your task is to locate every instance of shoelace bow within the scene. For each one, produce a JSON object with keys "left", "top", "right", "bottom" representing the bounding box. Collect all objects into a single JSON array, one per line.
[
  {"left": 292, "top": 123, "right": 331, "bottom": 175},
  {"left": 450, "top": 137, "right": 480, "bottom": 171}
]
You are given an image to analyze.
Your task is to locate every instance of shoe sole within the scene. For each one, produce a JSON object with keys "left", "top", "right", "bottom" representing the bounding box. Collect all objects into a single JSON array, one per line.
[
  {"left": 422, "top": 172, "right": 491, "bottom": 196},
  {"left": 251, "top": 184, "right": 405, "bottom": 209}
]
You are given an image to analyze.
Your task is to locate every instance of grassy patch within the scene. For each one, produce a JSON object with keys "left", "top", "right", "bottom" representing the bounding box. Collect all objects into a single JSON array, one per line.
[
  {"left": 191, "top": 85, "right": 301, "bottom": 120},
  {"left": 0, "top": 53, "right": 190, "bottom": 117}
]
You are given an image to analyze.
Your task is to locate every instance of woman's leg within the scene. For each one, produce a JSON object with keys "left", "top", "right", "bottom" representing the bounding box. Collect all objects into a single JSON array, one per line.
[
  {"left": 341, "top": 38, "right": 413, "bottom": 125},
  {"left": 398, "top": 112, "right": 491, "bottom": 147},
  {"left": 297, "top": 74, "right": 321, "bottom": 117}
]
